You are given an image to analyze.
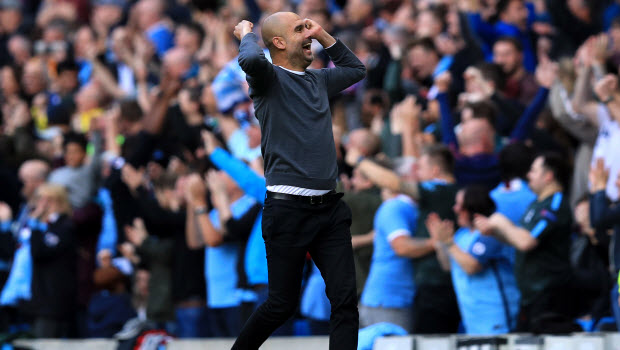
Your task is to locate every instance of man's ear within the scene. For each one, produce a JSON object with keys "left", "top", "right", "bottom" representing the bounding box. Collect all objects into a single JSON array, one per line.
[
  {"left": 273, "top": 37, "right": 286, "bottom": 50},
  {"left": 544, "top": 170, "right": 554, "bottom": 185}
]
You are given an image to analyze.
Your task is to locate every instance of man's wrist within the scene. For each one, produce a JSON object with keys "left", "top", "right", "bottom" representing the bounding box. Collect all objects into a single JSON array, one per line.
[
  {"left": 356, "top": 156, "right": 365, "bottom": 166},
  {"left": 317, "top": 31, "right": 336, "bottom": 48},
  {"left": 488, "top": 217, "right": 500, "bottom": 233},
  {"left": 241, "top": 31, "right": 255, "bottom": 41},
  {"left": 602, "top": 95, "right": 614, "bottom": 104},
  {"left": 194, "top": 206, "right": 208, "bottom": 215},
  {"left": 440, "top": 240, "right": 455, "bottom": 249}
]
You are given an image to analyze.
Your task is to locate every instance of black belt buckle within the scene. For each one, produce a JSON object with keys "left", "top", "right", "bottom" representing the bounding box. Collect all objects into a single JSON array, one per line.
[{"left": 310, "top": 195, "right": 323, "bottom": 205}]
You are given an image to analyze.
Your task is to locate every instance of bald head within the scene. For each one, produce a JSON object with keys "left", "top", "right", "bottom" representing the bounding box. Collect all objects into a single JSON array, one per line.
[
  {"left": 347, "top": 128, "right": 380, "bottom": 156},
  {"left": 163, "top": 47, "right": 192, "bottom": 79},
  {"left": 261, "top": 12, "right": 300, "bottom": 51},
  {"left": 19, "top": 160, "right": 50, "bottom": 201}
]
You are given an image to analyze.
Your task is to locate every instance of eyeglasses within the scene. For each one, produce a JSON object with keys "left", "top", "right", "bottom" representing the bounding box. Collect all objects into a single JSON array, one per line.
[{"left": 34, "top": 41, "right": 68, "bottom": 55}]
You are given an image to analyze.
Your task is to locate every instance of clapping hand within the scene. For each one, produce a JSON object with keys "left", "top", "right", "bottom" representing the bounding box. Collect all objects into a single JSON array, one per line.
[
  {"left": 344, "top": 146, "right": 363, "bottom": 168},
  {"left": 396, "top": 95, "right": 422, "bottom": 133},
  {"left": 185, "top": 173, "right": 207, "bottom": 207},
  {"left": 426, "top": 213, "right": 455, "bottom": 245},
  {"left": 0, "top": 202, "right": 12, "bottom": 222},
  {"left": 125, "top": 217, "right": 148, "bottom": 247},
  {"left": 535, "top": 58, "right": 559, "bottom": 89},
  {"left": 206, "top": 170, "right": 229, "bottom": 210},
  {"left": 201, "top": 130, "right": 220, "bottom": 156},
  {"left": 594, "top": 74, "right": 618, "bottom": 103},
  {"left": 121, "top": 164, "right": 145, "bottom": 192},
  {"left": 434, "top": 72, "right": 452, "bottom": 94},
  {"left": 473, "top": 214, "right": 494, "bottom": 235}
]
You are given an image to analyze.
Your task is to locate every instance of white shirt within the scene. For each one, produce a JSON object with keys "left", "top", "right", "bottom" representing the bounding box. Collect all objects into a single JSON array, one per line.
[
  {"left": 592, "top": 104, "right": 620, "bottom": 201},
  {"left": 266, "top": 185, "right": 331, "bottom": 196}
]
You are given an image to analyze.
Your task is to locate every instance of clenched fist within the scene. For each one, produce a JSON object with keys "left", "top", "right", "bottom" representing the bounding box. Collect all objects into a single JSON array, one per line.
[{"left": 234, "top": 20, "right": 254, "bottom": 41}]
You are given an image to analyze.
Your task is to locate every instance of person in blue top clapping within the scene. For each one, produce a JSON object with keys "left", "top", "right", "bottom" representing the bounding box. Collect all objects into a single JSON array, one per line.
[{"left": 427, "top": 185, "right": 520, "bottom": 334}]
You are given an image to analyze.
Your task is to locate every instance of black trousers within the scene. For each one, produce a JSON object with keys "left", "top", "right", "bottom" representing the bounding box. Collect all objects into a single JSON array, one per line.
[
  {"left": 516, "top": 285, "right": 578, "bottom": 333},
  {"left": 232, "top": 195, "right": 358, "bottom": 350},
  {"left": 412, "top": 284, "right": 461, "bottom": 334}
]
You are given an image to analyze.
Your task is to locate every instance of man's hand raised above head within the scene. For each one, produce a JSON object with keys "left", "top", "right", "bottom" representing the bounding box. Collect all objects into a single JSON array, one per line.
[
  {"left": 234, "top": 20, "right": 254, "bottom": 41},
  {"left": 304, "top": 18, "right": 336, "bottom": 48}
]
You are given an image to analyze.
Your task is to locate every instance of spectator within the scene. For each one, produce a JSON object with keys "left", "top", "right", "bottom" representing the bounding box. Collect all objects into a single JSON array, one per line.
[
  {"left": 0, "top": 160, "right": 50, "bottom": 331},
  {"left": 493, "top": 36, "right": 539, "bottom": 106},
  {"left": 6, "top": 35, "right": 31, "bottom": 67},
  {"left": 574, "top": 71, "right": 620, "bottom": 203},
  {"left": 341, "top": 128, "right": 382, "bottom": 297},
  {"left": 466, "top": 0, "right": 536, "bottom": 72},
  {"left": 21, "top": 59, "right": 47, "bottom": 103},
  {"left": 185, "top": 171, "right": 260, "bottom": 337},
  {"left": 175, "top": 22, "right": 205, "bottom": 58},
  {"left": 48, "top": 131, "right": 102, "bottom": 209},
  {"left": 490, "top": 142, "right": 536, "bottom": 224},
  {"left": 428, "top": 185, "right": 520, "bottom": 334},
  {"left": 91, "top": 0, "right": 126, "bottom": 37},
  {"left": 434, "top": 59, "right": 556, "bottom": 187},
  {"left": 349, "top": 144, "right": 461, "bottom": 334},
  {"left": 86, "top": 250, "right": 136, "bottom": 338},
  {"left": 589, "top": 159, "right": 620, "bottom": 330},
  {"left": 404, "top": 38, "right": 442, "bottom": 94},
  {"left": 548, "top": 57, "right": 599, "bottom": 208},
  {"left": 203, "top": 133, "right": 293, "bottom": 335},
  {"left": 134, "top": 0, "right": 174, "bottom": 58},
  {"left": 359, "top": 173, "right": 417, "bottom": 332},
  {"left": 475, "top": 152, "right": 575, "bottom": 332},
  {"left": 124, "top": 216, "right": 175, "bottom": 333},
  {"left": 28, "top": 184, "right": 77, "bottom": 338},
  {"left": 570, "top": 194, "right": 611, "bottom": 327}
]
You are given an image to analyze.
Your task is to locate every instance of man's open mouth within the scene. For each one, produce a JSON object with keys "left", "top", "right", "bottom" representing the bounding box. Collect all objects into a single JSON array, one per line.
[{"left": 303, "top": 42, "right": 312, "bottom": 52}]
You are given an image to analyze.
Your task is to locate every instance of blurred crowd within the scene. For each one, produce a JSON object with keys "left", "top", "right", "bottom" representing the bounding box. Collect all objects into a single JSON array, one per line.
[{"left": 1, "top": 0, "right": 620, "bottom": 342}]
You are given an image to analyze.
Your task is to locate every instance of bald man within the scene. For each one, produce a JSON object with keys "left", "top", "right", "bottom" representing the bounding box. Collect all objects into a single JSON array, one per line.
[
  {"left": 19, "top": 160, "right": 50, "bottom": 204},
  {"left": 0, "top": 160, "right": 50, "bottom": 312},
  {"left": 232, "top": 12, "right": 365, "bottom": 350}
]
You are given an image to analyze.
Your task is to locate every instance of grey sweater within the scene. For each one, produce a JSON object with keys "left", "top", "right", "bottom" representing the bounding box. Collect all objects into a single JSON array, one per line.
[
  {"left": 48, "top": 131, "right": 103, "bottom": 208},
  {"left": 238, "top": 33, "right": 366, "bottom": 190}
]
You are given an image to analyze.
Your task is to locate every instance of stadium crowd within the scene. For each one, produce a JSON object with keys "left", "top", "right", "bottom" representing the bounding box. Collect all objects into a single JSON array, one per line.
[{"left": 1, "top": 0, "right": 620, "bottom": 342}]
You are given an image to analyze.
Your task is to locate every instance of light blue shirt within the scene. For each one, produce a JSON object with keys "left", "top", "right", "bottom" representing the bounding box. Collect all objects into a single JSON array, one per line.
[
  {"left": 96, "top": 188, "right": 118, "bottom": 256},
  {"left": 209, "top": 148, "right": 268, "bottom": 287},
  {"left": 361, "top": 195, "right": 417, "bottom": 308},
  {"left": 245, "top": 212, "right": 267, "bottom": 286},
  {"left": 451, "top": 227, "right": 520, "bottom": 334},
  {"left": 300, "top": 262, "right": 330, "bottom": 321},
  {"left": 146, "top": 22, "right": 174, "bottom": 58},
  {"left": 490, "top": 179, "right": 536, "bottom": 225},
  {"left": 0, "top": 218, "right": 40, "bottom": 306},
  {"left": 206, "top": 195, "right": 257, "bottom": 308}
]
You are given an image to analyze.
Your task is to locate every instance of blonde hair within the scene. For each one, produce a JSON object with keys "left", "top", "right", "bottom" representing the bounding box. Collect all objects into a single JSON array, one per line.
[{"left": 37, "top": 184, "right": 72, "bottom": 216}]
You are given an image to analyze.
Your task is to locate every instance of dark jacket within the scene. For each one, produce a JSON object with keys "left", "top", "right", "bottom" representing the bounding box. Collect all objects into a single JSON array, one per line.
[{"left": 30, "top": 214, "right": 77, "bottom": 321}]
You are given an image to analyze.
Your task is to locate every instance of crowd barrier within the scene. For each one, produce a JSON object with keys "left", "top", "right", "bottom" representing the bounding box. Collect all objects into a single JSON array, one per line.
[{"left": 9, "top": 333, "right": 620, "bottom": 350}]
